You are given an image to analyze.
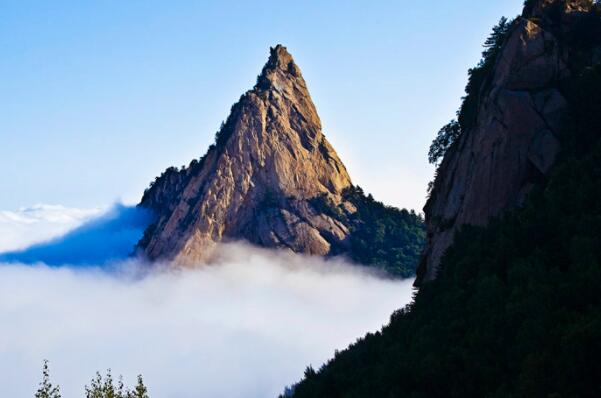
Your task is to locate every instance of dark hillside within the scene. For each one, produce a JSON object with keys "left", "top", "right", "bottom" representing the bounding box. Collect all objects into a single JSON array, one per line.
[{"left": 285, "top": 1, "right": 601, "bottom": 397}]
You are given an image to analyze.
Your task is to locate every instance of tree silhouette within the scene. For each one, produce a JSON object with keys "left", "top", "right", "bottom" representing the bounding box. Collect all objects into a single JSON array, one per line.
[
  {"left": 35, "top": 360, "right": 61, "bottom": 398},
  {"left": 129, "top": 375, "right": 149, "bottom": 398},
  {"left": 85, "top": 370, "right": 149, "bottom": 398}
]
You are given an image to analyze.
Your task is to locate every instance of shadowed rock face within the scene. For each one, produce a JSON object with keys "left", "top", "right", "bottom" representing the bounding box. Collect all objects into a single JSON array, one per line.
[
  {"left": 138, "top": 45, "right": 355, "bottom": 264},
  {"left": 416, "top": 0, "right": 598, "bottom": 284}
]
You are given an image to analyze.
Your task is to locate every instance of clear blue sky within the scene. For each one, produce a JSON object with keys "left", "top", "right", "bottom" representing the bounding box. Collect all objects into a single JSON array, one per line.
[{"left": 0, "top": 0, "right": 524, "bottom": 211}]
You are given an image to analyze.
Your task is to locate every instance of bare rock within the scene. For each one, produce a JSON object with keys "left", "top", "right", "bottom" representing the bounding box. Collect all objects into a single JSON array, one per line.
[
  {"left": 138, "top": 45, "right": 354, "bottom": 264},
  {"left": 415, "top": 0, "right": 593, "bottom": 284}
]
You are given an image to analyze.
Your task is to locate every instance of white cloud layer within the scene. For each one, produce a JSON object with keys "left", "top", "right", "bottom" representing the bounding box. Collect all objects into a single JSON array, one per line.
[
  {"left": 0, "top": 204, "right": 101, "bottom": 252},
  {"left": 0, "top": 205, "right": 415, "bottom": 397}
]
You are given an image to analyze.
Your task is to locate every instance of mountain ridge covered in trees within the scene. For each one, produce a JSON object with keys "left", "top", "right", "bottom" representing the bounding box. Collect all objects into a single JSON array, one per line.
[{"left": 284, "top": 1, "right": 601, "bottom": 396}]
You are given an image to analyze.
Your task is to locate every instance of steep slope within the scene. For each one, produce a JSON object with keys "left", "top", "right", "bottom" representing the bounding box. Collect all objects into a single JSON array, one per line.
[
  {"left": 417, "top": 0, "right": 595, "bottom": 284},
  {"left": 285, "top": 1, "right": 601, "bottom": 397},
  {"left": 138, "top": 45, "right": 424, "bottom": 275}
]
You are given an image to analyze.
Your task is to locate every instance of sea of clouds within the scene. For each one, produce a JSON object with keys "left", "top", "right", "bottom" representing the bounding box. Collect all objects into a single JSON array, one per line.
[{"left": 0, "top": 204, "right": 415, "bottom": 398}]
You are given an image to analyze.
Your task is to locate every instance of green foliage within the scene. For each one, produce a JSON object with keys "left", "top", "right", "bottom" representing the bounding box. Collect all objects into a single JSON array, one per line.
[
  {"left": 287, "top": 15, "right": 601, "bottom": 398},
  {"left": 35, "top": 360, "right": 61, "bottom": 398},
  {"left": 33, "top": 366, "right": 149, "bottom": 398},
  {"left": 144, "top": 166, "right": 179, "bottom": 194},
  {"left": 290, "top": 124, "right": 601, "bottom": 396},
  {"left": 428, "top": 120, "right": 461, "bottom": 165},
  {"left": 214, "top": 121, "right": 229, "bottom": 148},
  {"left": 86, "top": 370, "right": 120, "bottom": 398},
  {"left": 214, "top": 97, "right": 245, "bottom": 149},
  {"left": 129, "top": 376, "right": 149, "bottom": 398},
  {"left": 523, "top": 0, "right": 537, "bottom": 8},
  {"left": 309, "top": 193, "right": 346, "bottom": 220},
  {"left": 338, "top": 186, "right": 425, "bottom": 278},
  {"left": 85, "top": 370, "right": 149, "bottom": 398},
  {"left": 458, "top": 17, "right": 512, "bottom": 132},
  {"left": 427, "top": 18, "right": 512, "bottom": 172}
]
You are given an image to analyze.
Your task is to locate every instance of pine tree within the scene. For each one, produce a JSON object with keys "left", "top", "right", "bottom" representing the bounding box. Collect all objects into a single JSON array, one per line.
[
  {"left": 35, "top": 360, "right": 61, "bottom": 398},
  {"left": 428, "top": 120, "right": 461, "bottom": 165},
  {"left": 85, "top": 371, "right": 104, "bottom": 398},
  {"left": 85, "top": 371, "right": 148, "bottom": 398},
  {"left": 480, "top": 17, "right": 510, "bottom": 66},
  {"left": 128, "top": 375, "right": 149, "bottom": 398},
  {"left": 102, "top": 369, "right": 117, "bottom": 398},
  {"left": 116, "top": 375, "right": 128, "bottom": 398}
]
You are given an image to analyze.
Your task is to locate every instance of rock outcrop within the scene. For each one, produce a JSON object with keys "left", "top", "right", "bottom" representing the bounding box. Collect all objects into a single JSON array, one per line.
[
  {"left": 416, "top": 0, "right": 599, "bottom": 284},
  {"left": 138, "top": 45, "right": 357, "bottom": 264}
]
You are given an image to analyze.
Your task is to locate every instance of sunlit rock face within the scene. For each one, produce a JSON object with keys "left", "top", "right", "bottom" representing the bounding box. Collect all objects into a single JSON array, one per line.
[
  {"left": 138, "top": 45, "right": 355, "bottom": 264},
  {"left": 417, "top": 0, "right": 599, "bottom": 284}
]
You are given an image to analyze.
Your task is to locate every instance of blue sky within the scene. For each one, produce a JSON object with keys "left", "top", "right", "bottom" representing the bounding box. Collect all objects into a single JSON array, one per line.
[{"left": 0, "top": 0, "right": 524, "bottom": 211}]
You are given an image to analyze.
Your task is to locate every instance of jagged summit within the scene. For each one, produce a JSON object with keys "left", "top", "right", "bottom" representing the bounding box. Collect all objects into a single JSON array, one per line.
[
  {"left": 267, "top": 44, "right": 294, "bottom": 66},
  {"left": 255, "top": 45, "right": 301, "bottom": 88},
  {"left": 137, "top": 45, "right": 353, "bottom": 264},
  {"left": 137, "top": 44, "right": 425, "bottom": 274},
  {"left": 137, "top": 45, "right": 424, "bottom": 274}
]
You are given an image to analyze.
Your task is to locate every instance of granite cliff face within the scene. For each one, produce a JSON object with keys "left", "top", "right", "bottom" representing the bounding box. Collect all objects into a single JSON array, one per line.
[
  {"left": 417, "top": 0, "right": 600, "bottom": 284},
  {"left": 138, "top": 45, "right": 356, "bottom": 264}
]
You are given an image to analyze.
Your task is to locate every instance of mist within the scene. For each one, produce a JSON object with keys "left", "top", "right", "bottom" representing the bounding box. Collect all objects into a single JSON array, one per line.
[
  {"left": 0, "top": 206, "right": 415, "bottom": 397},
  {"left": 0, "top": 204, "right": 153, "bottom": 266},
  {"left": 0, "top": 204, "right": 101, "bottom": 252}
]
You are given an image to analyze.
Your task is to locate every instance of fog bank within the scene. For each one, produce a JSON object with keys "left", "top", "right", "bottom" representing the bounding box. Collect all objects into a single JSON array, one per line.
[
  {"left": 0, "top": 206, "right": 414, "bottom": 397},
  {"left": 0, "top": 244, "right": 414, "bottom": 398},
  {"left": 0, "top": 204, "right": 100, "bottom": 252}
]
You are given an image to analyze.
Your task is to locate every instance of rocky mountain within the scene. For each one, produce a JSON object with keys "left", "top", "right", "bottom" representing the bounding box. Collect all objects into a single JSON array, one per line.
[
  {"left": 417, "top": 0, "right": 598, "bottom": 284},
  {"left": 286, "top": 1, "right": 601, "bottom": 397},
  {"left": 137, "top": 45, "right": 424, "bottom": 275}
]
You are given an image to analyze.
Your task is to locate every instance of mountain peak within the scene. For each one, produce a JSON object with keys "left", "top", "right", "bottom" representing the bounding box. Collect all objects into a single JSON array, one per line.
[
  {"left": 268, "top": 44, "right": 295, "bottom": 68},
  {"left": 255, "top": 44, "right": 304, "bottom": 91},
  {"left": 137, "top": 44, "right": 424, "bottom": 277},
  {"left": 138, "top": 45, "right": 354, "bottom": 264}
]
